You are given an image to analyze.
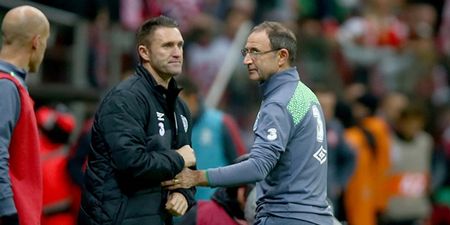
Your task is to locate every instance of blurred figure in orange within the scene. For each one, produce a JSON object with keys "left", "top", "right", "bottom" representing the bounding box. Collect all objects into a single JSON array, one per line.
[
  {"left": 335, "top": 100, "right": 378, "bottom": 225},
  {"left": 353, "top": 92, "right": 392, "bottom": 215},
  {"left": 36, "top": 104, "right": 77, "bottom": 225},
  {"left": 341, "top": 84, "right": 393, "bottom": 224}
]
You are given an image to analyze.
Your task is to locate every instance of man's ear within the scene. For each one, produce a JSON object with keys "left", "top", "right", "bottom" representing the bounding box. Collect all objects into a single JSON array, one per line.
[
  {"left": 31, "top": 35, "right": 40, "bottom": 50},
  {"left": 138, "top": 45, "right": 150, "bottom": 61},
  {"left": 278, "top": 49, "right": 289, "bottom": 66}
]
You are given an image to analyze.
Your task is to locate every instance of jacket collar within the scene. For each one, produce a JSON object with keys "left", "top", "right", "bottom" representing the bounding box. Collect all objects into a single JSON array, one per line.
[
  {"left": 0, "top": 60, "right": 27, "bottom": 87},
  {"left": 260, "top": 67, "right": 299, "bottom": 99},
  {"left": 135, "top": 64, "right": 182, "bottom": 97},
  {"left": 135, "top": 64, "right": 182, "bottom": 112}
]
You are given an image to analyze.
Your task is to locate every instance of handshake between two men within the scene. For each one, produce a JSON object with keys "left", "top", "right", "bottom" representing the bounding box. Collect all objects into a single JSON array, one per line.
[{"left": 166, "top": 144, "right": 210, "bottom": 189}]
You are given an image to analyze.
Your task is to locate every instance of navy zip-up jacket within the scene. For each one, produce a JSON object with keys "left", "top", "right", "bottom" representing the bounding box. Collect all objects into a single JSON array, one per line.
[{"left": 79, "top": 65, "right": 195, "bottom": 225}]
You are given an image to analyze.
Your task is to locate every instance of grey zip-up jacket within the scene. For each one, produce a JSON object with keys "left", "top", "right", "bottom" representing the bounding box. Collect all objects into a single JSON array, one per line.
[{"left": 207, "top": 67, "right": 334, "bottom": 224}]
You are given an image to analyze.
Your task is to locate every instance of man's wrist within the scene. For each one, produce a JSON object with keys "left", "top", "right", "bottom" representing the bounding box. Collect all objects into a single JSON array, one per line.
[{"left": 196, "top": 170, "right": 209, "bottom": 186}]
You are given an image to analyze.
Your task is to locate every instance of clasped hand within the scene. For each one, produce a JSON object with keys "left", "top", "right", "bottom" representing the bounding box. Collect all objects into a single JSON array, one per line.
[
  {"left": 165, "top": 192, "right": 188, "bottom": 216},
  {"left": 161, "top": 168, "right": 198, "bottom": 190},
  {"left": 176, "top": 145, "right": 196, "bottom": 167}
]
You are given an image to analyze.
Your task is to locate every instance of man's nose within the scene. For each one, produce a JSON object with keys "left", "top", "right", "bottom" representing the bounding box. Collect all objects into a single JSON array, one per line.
[
  {"left": 243, "top": 54, "right": 252, "bottom": 65},
  {"left": 173, "top": 47, "right": 182, "bottom": 57}
]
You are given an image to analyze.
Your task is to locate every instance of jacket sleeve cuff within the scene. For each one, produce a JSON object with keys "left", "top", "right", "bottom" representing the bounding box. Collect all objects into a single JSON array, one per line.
[
  {"left": 175, "top": 187, "right": 196, "bottom": 209},
  {"left": 160, "top": 150, "right": 185, "bottom": 176},
  {"left": 0, "top": 197, "right": 17, "bottom": 216}
]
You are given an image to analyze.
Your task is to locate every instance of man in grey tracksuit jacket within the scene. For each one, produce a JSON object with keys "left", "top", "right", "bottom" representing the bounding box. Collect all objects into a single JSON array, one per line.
[{"left": 162, "top": 21, "right": 335, "bottom": 225}]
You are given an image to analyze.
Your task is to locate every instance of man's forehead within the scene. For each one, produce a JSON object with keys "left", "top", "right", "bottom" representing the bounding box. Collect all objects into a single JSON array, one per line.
[
  {"left": 245, "top": 31, "right": 269, "bottom": 48},
  {"left": 151, "top": 27, "right": 183, "bottom": 42}
]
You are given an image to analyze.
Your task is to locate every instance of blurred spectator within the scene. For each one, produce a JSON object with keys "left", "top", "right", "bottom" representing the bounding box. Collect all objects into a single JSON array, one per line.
[
  {"left": 67, "top": 119, "right": 92, "bottom": 188},
  {"left": 178, "top": 77, "right": 247, "bottom": 200},
  {"left": 66, "top": 117, "right": 93, "bottom": 217},
  {"left": 120, "top": 0, "right": 163, "bottom": 31},
  {"left": 430, "top": 105, "right": 450, "bottom": 225},
  {"left": 381, "top": 103, "right": 433, "bottom": 225},
  {"left": 438, "top": 0, "right": 450, "bottom": 57},
  {"left": 296, "top": 0, "right": 356, "bottom": 22},
  {"left": 184, "top": 14, "right": 223, "bottom": 97},
  {"left": 400, "top": 2, "right": 440, "bottom": 100},
  {"left": 351, "top": 89, "right": 392, "bottom": 215},
  {"left": 337, "top": 0, "right": 409, "bottom": 93},
  {"left": 254, "top": 0, "right": 298, "bottom": 23},
  {"left": 297, "top": 16, "right": 344, "bottom": 89},
  {"left": 36, "top": 104, "right": 77, "bottom": 225},
  {"left": 185, "top": 2, "right": 253, "bottom": 98},
  {"left": 176, "top": 154, "right": 255, "bottom": 225},
  {"left": 87, "top": 6, "right": 111, "bottom": 88},
  {"left": 377, "top": 92, "right": 409, "bottom": 130},
  {"left": 316, "top": 87, "right": 356, "bottom": 221},
  {"left": 120, "top": 0, "right": 201, "bottom": 33},
  {"left": 403, "top": 2, "right": 436, "bottom": 41},
  {"left": 336, "top": 101, "right": 378, "bottom": 225}
]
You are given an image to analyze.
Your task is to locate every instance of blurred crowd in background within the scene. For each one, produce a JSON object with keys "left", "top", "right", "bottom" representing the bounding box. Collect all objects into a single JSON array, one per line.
[{"left": 2, "top": 0, "right": 450, "bottom": 224}]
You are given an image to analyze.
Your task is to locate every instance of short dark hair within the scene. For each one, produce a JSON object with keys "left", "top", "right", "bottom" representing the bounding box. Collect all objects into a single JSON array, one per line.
[
  {"left": 251, "top": 21, "right": 297, "bottom": 64},
  {"left": 136, "top": 15, "right": 179, "bottom": 47}
]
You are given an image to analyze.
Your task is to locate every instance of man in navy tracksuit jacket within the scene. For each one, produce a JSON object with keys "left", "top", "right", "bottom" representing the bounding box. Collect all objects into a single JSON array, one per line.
[
  {"left": 78, "top": 16, "right": 196, "bottom": 225},
  {"left": 162, "top": 21, "right": 336, "bottom": 225}
]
